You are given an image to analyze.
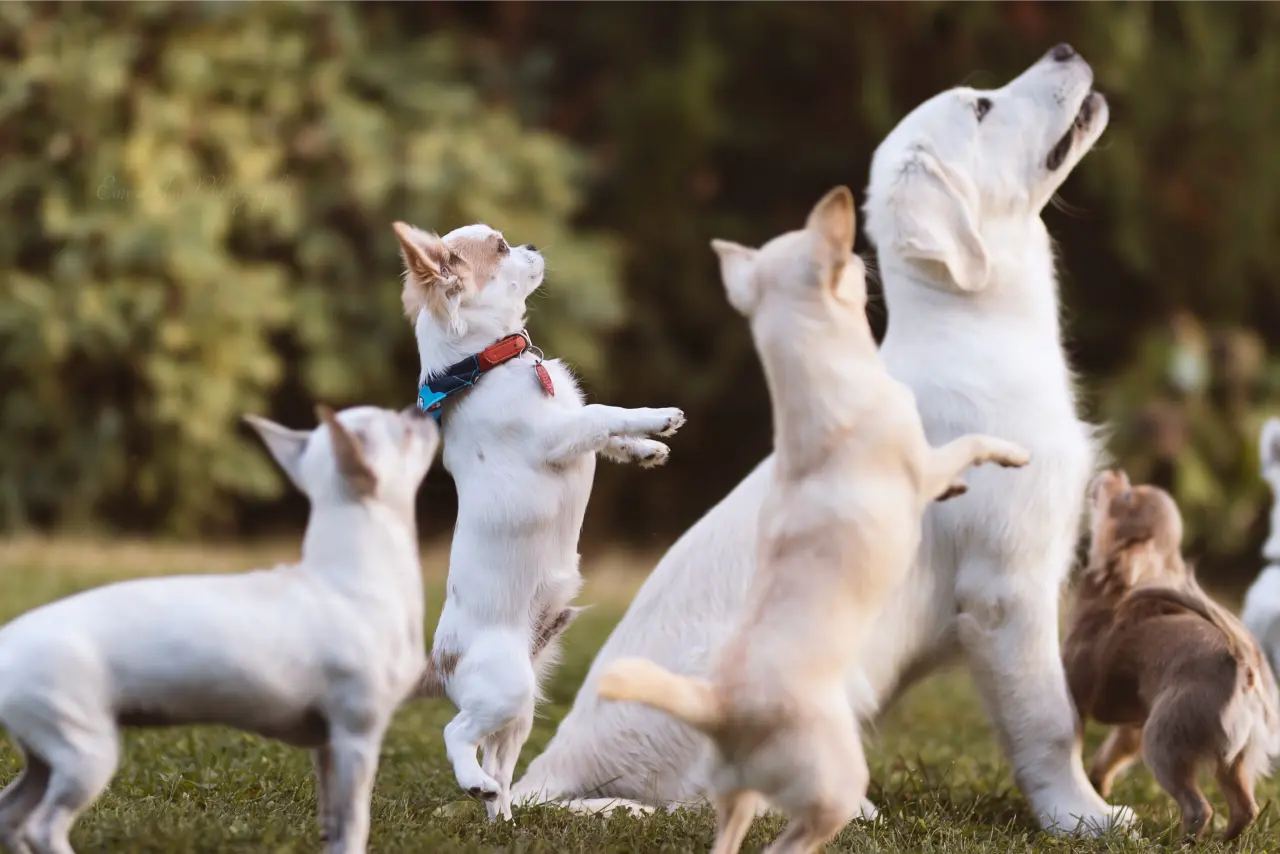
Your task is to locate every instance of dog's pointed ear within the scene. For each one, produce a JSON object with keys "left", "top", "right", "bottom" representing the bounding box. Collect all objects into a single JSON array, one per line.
[
  {"left": 806, "top": 185, "right": 856, "bottom": 260},
  {"left": 315, "top": 405, "right": 378, "bottom": 498},
  {"left": 1261, "top": 418, "right": 1280, "bottom": 477},
  {"left": 393, "top": 221, "right": 468, "bottom": 335},
  {"left": 711, "top": 239, "right": 759, "bottom": 316},
  {"left": 881, "top": 148, "right": 989, "bottom": 292},
  {"left": 243, "top": 414, "right": 310, "bottom": 494}
]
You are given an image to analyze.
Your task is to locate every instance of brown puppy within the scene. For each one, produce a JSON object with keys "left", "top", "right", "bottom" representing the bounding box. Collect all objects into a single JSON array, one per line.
[{"left": 1063, "top": 470, "right": 1280, "bottom": 842}]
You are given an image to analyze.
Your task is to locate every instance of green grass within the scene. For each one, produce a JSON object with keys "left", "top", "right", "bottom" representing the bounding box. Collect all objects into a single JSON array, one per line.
[{"left": 0, "top": 538, "right": 1277, "bottom": 852}]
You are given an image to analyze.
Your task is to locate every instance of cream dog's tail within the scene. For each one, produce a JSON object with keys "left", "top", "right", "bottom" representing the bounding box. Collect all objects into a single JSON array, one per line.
[{"left": 597, "top": 657, "right": 723, "bottom": 733}]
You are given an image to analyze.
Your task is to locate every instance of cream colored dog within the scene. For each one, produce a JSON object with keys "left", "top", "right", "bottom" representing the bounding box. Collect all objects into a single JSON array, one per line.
[
  {"left": 597, "top": 187, "right": 1031, "bottom": 854},
  {"left": 0, "top": 404, "right": 439, "bottom": 854}
]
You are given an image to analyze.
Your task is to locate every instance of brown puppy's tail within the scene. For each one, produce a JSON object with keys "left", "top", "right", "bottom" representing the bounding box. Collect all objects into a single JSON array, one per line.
[
  {"left": 597, "top": 658, "right": 723, "bottom": 734},
  {"left": 1122, "top": 586, "right": 1245, "bottom": 660}
]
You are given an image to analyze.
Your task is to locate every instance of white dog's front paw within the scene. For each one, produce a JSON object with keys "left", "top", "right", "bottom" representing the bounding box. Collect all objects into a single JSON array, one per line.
[
  {"left": 602, "top": 437, "right": 671, "bottom": 468},
  {"left": 857, "top": 797, "right": 880, "bottom": 822},
  {"left": 635, "top": 440, "right": 671, "bottom": 468},
  {"left": 652, "top": 407, "right": 685, "bottom": 437},
  {"left": 1041, "top": 801, "right": 1138, "bottom": 838}
]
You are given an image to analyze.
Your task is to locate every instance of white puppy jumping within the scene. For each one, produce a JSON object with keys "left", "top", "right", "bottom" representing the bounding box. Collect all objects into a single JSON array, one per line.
[
  {"left": 0, "top": 404, "right": 439, "bottom": 854},
  {"left": 516, "top": 45, "right": 1131, "bottom": 836},
  {"left": 393, "top": 221, "right": 684, "bottom": 820},
  {"left": 598, "top": 187, "right": 1030, "bottom": 854},
  {"left": 1242, "top": 417, "right": 1280, "bottom": 676}
]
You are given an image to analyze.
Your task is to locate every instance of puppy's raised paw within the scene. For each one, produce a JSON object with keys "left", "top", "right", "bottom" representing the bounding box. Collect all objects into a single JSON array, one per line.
[
  {"left": 601, "top": 437, "right": 671, "bottom": 468},
  {"left": 984, "top": 438, "right": 1031, "bottom": 468},
  {"left": 654, "top": 408, "right": 685, "bottom": 438}
]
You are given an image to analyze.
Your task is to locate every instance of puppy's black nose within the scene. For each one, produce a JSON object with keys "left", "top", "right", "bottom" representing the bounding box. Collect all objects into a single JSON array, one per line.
[
  {"left": 1049, "top": 43, "right": 1076, "bottom": 63},
  {"left": 523, "top": 243, "right": 537, "bottom": 251}
]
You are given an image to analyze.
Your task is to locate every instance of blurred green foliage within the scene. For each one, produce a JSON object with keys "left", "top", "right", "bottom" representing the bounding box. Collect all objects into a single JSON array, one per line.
[
  {"left": 3, "top": 2, "right": 1280, "bottom": 578},
  {"left": 0, "top": 2, "right": 618, "bottom": 534}
]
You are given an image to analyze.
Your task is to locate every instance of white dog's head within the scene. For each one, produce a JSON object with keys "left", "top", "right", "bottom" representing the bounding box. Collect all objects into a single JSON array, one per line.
[
  {"left": 394, "top": 221, "right": 545, "bottom": 344},
  {"left": 245, "top": 405, "right": 440, "bottom": 513},
  {"left": 711, "top": 186, "right": 867, "bottom": 347},
  {"left": 863, "top": 44, "right": 1109, "bottom": 293}
]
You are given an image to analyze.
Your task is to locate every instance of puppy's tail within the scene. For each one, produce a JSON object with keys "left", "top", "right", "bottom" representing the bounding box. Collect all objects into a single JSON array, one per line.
[
  {"left": 597, "top": 658, "right": 723, "bottom": 734},
  {"left": 1121, "top": 585, "right": 1245, "bottom": 660},
  {"left": 412, "top": 656, "right": 450, "bottom": 700}
]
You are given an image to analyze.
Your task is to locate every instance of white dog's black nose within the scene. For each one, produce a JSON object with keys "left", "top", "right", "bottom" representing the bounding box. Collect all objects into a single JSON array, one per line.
[
  {"left": 523, "top": 243, "right": 537, "bottom": 251},
  {"left": 1048, "top": 43, "right": 1076, "bottom": 63}
]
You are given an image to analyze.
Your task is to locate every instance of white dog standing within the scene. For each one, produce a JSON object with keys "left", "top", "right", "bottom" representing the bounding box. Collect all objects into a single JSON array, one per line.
[
  {"left": 393, "top": 221, "right": 684, "bottom": 820},
  {"left": 1243, "top": 417, "right": 1280, "bottom": 676},
  {"left": 0, "top": 404, "right": 439, "bottom": 854},
  {"left": 598, "top": 187, "right": 1030, "bottom": 854},
  {"left": 516, "top": 44, "right": 1131, "bottom": 835}
]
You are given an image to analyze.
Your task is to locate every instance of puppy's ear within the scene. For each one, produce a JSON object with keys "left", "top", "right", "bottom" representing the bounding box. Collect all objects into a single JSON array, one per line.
[
  {"left": 393, "top": 221, "right": 468, "bottom": 335},
  {"left": 882, "top": 147, "right": 989, "bottom": 292},
  {"left": 1261, "top": 418, "right": 1280, "bottom": 477},
  {"left": 243, "top": 415, "right": 310, "bottom": 494},
  {"left": 806, "top": 185, "right": 856, "bottom": 260},
  {"left": 315, "top": 405, "right": 378, "bottom": 498},
  {"left": 711, "top": 239, "right": 759, "bottom": 316}
]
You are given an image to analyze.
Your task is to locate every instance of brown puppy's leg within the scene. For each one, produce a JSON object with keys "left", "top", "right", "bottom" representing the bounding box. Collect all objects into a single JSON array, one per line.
[
  {"left": 1215, "top": 754, "right": 1258, "bottom": 842},
  {"left": 1144, "top": 726, "right": 1212, "bottom": 841},
  {"left": 1088, "top": 726, "right": 1143, "bottom": 798},
  {"left": 711, "top": 790, "right": 762, "bottom": 854}
]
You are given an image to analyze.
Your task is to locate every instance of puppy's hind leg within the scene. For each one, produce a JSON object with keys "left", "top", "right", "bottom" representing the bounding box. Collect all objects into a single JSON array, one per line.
[
  {"left": 0, "top": 747, "right": 51, "bottom": 854},
  {"left": 24, "top": 734, "right": 119, "bottom": 854},
  {"left": 1143, "top": 719, "right": 1211, "bottom": 841},
  {"left": 712, "top": 790, "right": 762, "bottom": 854},
  {"left": 924, "top": 434, "right": 1031, "bottom": 501},
  {"left": 1087, "top": 726, "right": 1143, "bottom": 798},
  {"left": 480, "top": 702, "right": 535, "bottom": 821},
  {"left": 1215, "top": 753, "right": 1258, "bottom": 841},
  {"left": 444, "top": 638, "right": 537, "bottom": 804}
]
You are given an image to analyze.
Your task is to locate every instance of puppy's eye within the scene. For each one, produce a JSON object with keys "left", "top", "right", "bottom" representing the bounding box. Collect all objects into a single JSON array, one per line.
[
  {"left": 496, "top": 237, "right": 510, "bottom": 256},
  {"left": 974, "top": 98, "right": 992, "bottom": 122}
]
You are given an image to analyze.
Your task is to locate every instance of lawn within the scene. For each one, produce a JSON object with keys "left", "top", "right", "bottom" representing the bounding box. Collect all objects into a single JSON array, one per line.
[{"left": 0, "top": 538, "right": 1275, "bottom": 853}]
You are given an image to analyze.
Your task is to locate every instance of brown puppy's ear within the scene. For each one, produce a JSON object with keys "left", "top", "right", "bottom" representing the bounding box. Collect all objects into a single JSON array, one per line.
[
  {"left": 315, "top": 405, "right": 377, "bottom": 498},
  {"left": 393, "top": 222, "right": 468, "bottom": 333}
]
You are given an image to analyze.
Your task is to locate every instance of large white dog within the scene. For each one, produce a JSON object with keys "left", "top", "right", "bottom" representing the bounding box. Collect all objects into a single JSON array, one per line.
[{"left": 515, "top": 44, "right": 1129, "bottom": 835}]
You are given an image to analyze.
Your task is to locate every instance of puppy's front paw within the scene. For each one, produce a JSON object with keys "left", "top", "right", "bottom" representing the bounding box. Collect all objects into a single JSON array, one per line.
[
  {"left": 602, "top": 437, "right": 671, "bottom": 468},
  {"left": 653, "top": 408, "right": 685, "bottom": 438},
  {"left": 636, "top": 440, "right": 670, "bottom": 468},
  {"left": 985, "top": 438, "right": 1031, "bottom": 468}
]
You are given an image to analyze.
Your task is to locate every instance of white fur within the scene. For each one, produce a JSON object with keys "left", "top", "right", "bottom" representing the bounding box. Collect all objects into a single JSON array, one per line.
[
  {"left": 397, "top": 222, "right": 684, "bottom": 820},
  {"left": 1242, "top": 417, "right": 1280, "bottom": 678},
  {"left": 515, "top": 46, "right": 1135, "bottom": 836},
  {"left": 0, "top": 404, "right": 439, "bottom": 854}
]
